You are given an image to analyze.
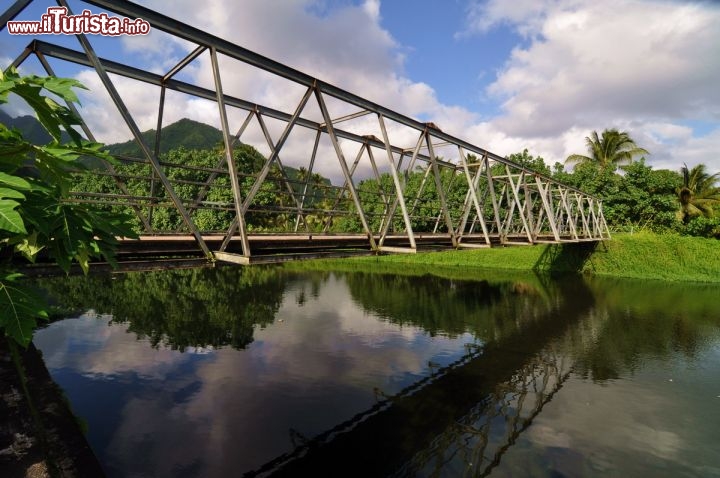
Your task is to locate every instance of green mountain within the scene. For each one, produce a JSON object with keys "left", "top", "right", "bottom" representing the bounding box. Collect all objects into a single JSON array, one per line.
[
  {"left": 105, "top": 118, "right": 332, "bottom": 187},
  {"left": 0, "top": 108, "right": 72, "bottom": 144},
  {"left": 106, "top": 118, "right": 224, "bottom": 157},
  {"left": 0, "top": 112, "right": 331, "bottom": 186}
]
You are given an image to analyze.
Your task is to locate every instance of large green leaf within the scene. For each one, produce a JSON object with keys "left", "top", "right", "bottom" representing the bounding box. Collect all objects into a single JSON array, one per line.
[
  {"left": 0, "top": 79, "right": 14, "bottom": 98},
  {"left": 0, "top": 273, "right": 48, "bottom": 348},
  {"left": 0, "top": 172, "right": 31, "bottom": 190},
  {"left": 0, "top": 199, "right": 26, "bottom": 234},
  {"left": 42, "top": 77, "right": 87, "bottom": 104},
  {"left": 0, "top": 187, "right": 25, "bottom": 200}
]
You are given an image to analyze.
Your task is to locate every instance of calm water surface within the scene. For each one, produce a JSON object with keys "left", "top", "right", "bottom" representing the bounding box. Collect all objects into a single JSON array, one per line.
[{"left": 34, "top": 267, "right": 720, "bottom": 477}]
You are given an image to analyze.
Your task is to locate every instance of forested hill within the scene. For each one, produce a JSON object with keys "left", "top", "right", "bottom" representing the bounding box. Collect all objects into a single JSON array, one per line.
[
  {"left": 0, "top": 109, "right": 72, "bottom": 144},
  {"left": 107, "top": 118, "right": 224, "bottom": 156},
  {"left": 1, "top": 112, "right": 328, "bottom": 185},
  {"left": 0, "top": 112, "right": 223, "bottom": 154}
]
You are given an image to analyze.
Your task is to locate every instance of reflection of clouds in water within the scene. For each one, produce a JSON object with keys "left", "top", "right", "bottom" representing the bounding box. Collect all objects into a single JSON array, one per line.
[
  {"left": 523, "top": 377, "right": 695, "bottom": 475},
  {"left": 263, "top": 274, "right": 474, "bottom": 385},
  {"left": 35, "top": 315, "right": 198, "bottom": 379},
  {"left": 35, "top": 274, "right": 478, "bottom": 476},
  {"left": 106, "top": 396, "right": 208, "bottom": 477}
]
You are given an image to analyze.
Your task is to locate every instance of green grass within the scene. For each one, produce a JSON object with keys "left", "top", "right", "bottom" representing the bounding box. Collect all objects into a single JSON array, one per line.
[
  {"left": 286, "top": 232, "right": 720, "bottom": 283},
  {"left": 578, "top": 232, "right": 720, "bottom": 282}
]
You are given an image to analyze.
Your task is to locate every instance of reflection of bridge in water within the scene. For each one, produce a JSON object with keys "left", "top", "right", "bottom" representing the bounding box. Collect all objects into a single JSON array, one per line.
[
  {"left": 3, "top": 1, "right": 609, "bottom": 266},
  {"left": 248, "top": 277, "right": 591, "bottom": 477}
]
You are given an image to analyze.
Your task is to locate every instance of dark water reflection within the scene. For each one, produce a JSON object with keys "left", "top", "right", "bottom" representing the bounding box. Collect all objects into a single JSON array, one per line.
[{"left": 33, "top": 267, "right": 720, "bottom": 477}]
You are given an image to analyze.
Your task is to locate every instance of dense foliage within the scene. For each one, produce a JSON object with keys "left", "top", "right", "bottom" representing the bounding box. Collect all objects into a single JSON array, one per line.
[{"left": 68, "top": 121, "right": 720, "bottom": 239}]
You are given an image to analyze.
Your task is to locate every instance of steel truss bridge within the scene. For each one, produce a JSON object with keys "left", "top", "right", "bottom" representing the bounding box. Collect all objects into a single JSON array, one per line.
[{"left": 2, "top": 0, "right": 610, "bottom": 265}]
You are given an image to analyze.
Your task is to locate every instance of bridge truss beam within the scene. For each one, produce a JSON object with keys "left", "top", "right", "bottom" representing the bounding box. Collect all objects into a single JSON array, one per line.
[{"left": 2, "top": 0, "right": 609, "bottom": 263}]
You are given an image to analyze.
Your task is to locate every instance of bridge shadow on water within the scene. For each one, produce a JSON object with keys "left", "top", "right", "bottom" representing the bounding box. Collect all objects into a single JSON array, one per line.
[{"left": 248, "top": 275, "right": 595, "bottom": 478}]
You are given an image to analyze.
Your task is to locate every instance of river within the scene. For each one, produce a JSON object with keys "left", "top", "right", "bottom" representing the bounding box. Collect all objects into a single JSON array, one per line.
[{"left": 33, "top": 266, "right": 720, "bottom": 477}]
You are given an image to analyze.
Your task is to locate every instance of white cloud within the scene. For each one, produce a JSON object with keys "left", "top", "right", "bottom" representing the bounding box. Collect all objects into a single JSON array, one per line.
[
  {"left": 465, "top": 0, "right": 720, "bottom": 171},
  {"left": 61, "top": 0, "right": 488, "bottom": 182},
  {"left": 461, "top": 0, "right": 572, "bottom": 38},
  {"left": 7, "top": 0, "right": 718, "bottom": 179}
]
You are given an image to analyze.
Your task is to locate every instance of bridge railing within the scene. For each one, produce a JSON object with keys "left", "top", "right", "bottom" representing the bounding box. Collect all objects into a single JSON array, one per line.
[{"left": 2, "top": 0, "right": 610, "bottom": 261}]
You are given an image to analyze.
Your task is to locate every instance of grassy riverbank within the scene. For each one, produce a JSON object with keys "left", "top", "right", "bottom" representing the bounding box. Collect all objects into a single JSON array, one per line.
[{"left": 288, "top": 232, "right": 720, "bottom": 283}]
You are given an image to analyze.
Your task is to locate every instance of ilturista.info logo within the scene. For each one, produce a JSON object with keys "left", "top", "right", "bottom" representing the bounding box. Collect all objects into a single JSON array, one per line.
[{"left": 6, "top": 7, "right": 150, "bottom": 36}]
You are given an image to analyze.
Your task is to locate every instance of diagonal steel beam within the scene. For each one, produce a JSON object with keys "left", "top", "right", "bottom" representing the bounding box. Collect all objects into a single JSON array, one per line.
[
  {"left": 558, "top": 187, "right": 579, "bottom": 240},
  {"left": 219, "top": 86, "right": 313, "bottom": 251},
  {"left": 31, "top": 49, "right": 153, "bottom": 232},
  {"left": 0, "top": 0, "right": 32, "bottom": 31},
  {"left": 187, "top": 109, "right": 254, "bottom": 215},
  {"left": 379, "top": 134, "right": 424, "bottom": 244},
  {"left": 504, "top": 166, "right": 533, "bottom": 242},
  {"left": 378, "top": 114, "right": 415, "bottom": 249},
  {"left": 484, "top": 156, "right": 504, "bottom": 241},
  {"left": 315, "top": 87, "right": 377, "bottom": 250},
  {"left": 254, "top": 112, "right": 309, "bottom": 231},
  {"left": 458, "top": 147, "right": 491, "bottom": 245},
  {"left": 534, "top": 177, "right": 561, "bottom": 242},
  {"left": 210, "top": 46, "right": 251, "bottom": 257},
  {"left": 323, "top": 143, "right": 365, "bottom": 233},
  {"left": 425, "top": 132, "right": 457, "bottom": 246},
  {"left": 295, "top": 129, "right": 322, "bottom": 232},
  {"left": 55, "top": 0, "right": 211, "bottom": 257}
]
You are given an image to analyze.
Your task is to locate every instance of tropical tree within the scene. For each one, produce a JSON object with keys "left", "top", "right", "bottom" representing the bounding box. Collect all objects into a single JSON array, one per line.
[
  {"left": 676, "top": 163, "right": 720, "bottom": 224},
  {"left": 0, "top": 68, "right": 136, "bottom": 346},
  {"left": 507, "top": 149, "right": 551, "bottom": 176},
  {"left": 566, "top": 129, "right": 649, "bottom": 171}
]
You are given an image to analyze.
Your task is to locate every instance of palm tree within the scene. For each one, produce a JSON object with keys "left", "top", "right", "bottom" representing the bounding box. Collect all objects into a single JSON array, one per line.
[
  {"left": 676, "top": 163, "right": 720, "bottom": 224},
  {"left": 566, "top": 129, "right": 649, "bottom": 170}
]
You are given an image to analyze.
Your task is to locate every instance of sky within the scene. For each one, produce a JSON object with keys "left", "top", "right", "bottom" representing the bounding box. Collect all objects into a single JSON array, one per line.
[{"left": 2, "top": 0, "right": 720, "bottom": 181}]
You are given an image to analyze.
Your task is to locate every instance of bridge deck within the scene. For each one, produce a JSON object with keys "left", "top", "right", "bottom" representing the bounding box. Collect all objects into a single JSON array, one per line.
[{"left": 114, "top": 233, "right": 601, "bottom": 263}]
